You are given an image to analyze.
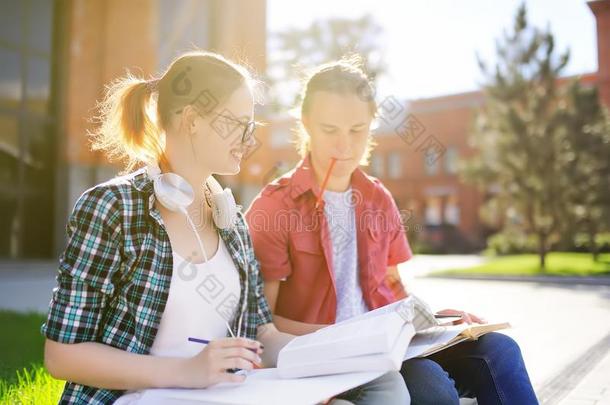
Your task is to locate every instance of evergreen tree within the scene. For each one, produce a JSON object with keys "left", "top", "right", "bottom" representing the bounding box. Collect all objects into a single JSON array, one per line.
[
  {"left": 561, "top": 82, "right": 610, "bottom": 260},
  {"left": 463, "top": 3, "right": 570, "bottom": 270}
]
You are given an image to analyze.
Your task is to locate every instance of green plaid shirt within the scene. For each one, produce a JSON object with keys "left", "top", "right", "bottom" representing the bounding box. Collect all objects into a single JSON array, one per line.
[{"left": 41, "top": 168, "right": 273, "bottom": 404}]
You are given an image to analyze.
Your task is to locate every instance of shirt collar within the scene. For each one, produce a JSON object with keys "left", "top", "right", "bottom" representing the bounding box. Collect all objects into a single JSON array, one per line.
[{"left": 132, "top": 167, "right": 154, "bottom": 194}]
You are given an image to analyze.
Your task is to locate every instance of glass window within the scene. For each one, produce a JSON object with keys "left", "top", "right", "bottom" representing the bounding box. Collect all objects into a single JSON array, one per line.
[
  {"left": 22, "top": 118, "right": 54, "bottom": 257},
  {"left": 0, "top": 1, "right": 23, "bottom": 45},
  {"left": 22, "top": 187, "right": 54, "bottom": 257},
  {"left": 370, "top": 153, "right": 384, "bottom": 178},
  {"left": 0, "top": 0, "right": 55, "bottom": 258},
  {"left": 444, "top": 195, "right": 460, "bottom": 225},
  {"left": 445, "top": 147, "right": 458, "bottom": 174},
  {"left": 388, "top": 152, "right": 402, "bottom": 179},
  {"left": 0, "top": 48, "right": 22, "bottom": 110},
  {"left": 157, "top": 0, "right": 211, "bottom": 71},
  {"left": 424, "top": 155, "right": 438, "bottom": 176},
  {"left": 0, "top": 114, "right": 19, "bottom": 187},
  {"left": 25, "top": 55, "right": 51, "bottom": 113},
  {"left": 425, "top": 196, "right": 442, "bottom": 226},
  {"left": 28, "top": 0, "right": 54, "bottom": 53},
  {"left": 23, "top": 118, "right": 52, "bottom": 172}
]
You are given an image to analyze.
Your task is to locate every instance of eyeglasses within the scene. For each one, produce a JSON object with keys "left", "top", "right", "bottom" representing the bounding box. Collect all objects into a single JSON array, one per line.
[
  {"left": 214, "top": 113, "right": 257, "bottom": 145},
  {"left": 175, "top": 106, "right": 257, "bottom": 145}
]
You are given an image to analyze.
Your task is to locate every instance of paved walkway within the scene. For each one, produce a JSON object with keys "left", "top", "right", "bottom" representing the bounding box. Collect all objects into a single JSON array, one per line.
[
  {"left": 0, "top": 261, "right": 57, "bottom": 313},
  {"left": 2, "top": 257, "right": 610, "bottom": 404},
  {"left": 556, "top": 347, "right": 610, "bottom": 405},
  {"left": 400, "top": 266, "right": 610, "bottom": 405}
]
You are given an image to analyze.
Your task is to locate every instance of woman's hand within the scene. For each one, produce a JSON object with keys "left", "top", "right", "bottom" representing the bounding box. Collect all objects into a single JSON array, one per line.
[
  {"left": 435, "top": 308, "right": 487, "bottom": 326},
  {"left": 256, "top": 322, "right": 296, "bottom": 368},
  {"left": 177, "top": 337, "right": 263, "bottom": 388}
]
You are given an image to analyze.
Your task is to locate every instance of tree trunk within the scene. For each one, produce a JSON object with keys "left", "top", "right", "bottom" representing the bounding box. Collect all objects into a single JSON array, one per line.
[
  {"left": 538, "top": 232, "right": 547, "bottom": 272},
  {"left": 588, "top": 221, "right": 599, "bottom": 262}
]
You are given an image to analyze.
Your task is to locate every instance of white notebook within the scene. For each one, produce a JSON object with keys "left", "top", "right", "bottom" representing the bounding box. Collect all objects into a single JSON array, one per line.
[{"left": 138, "top": 368, "right": 386, "bottom": 405}]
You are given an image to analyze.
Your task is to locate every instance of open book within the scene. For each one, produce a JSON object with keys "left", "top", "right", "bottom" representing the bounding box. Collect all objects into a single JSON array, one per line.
[
  {"left": 277, "top": 295, "right": 510, "bottom": 378},
  {"left": 404, "top": 322, "right": 511, "bottom": 360},
  {"left": 277, "top": 297, "right": 417, "bottom": 378}
]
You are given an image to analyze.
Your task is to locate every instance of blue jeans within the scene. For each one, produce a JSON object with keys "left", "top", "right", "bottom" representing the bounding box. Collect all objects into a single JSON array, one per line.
[
  {"left": 400, "top": 333, "right": 538, "bottom": 405},
  {"left": 334, "top": 371, "right": 410, "bottom": 404}
]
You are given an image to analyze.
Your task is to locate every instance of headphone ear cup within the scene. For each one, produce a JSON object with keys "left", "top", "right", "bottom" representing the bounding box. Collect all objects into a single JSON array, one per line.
[
  {"left": 153, "top": 173, "right": 194, "bottom": 212},
  {"left": 206, "top": 176, "right": 239, "bottom": 230},
  {"left": 211, "top": 188, "right": 238, "bottom": 230}
]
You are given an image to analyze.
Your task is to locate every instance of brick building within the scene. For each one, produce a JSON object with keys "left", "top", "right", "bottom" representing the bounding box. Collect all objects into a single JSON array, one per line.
[
  {"left": 1, "top": 0, "right": 608, "bottom": 259},
  {"left": 0, "top": 0, "right": 267, "bottom": 259},
  {"left": 242, "top": 0, "right": 610, "bottom": 252}
]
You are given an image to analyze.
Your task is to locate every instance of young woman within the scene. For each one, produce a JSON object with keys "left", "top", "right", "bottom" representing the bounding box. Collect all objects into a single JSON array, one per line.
[
  {"left": 246, "top": 57, "right": 539, "bottom": 405},
  {"left": 41, "top": 51, "right": 287, "bottom": 404},
  {"left": 41, "top": 50, "right": 408, "bottom": 405}
]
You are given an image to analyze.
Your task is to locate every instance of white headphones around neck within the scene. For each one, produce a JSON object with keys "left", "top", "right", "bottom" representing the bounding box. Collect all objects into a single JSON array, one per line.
[
  {"left": 145, "top": 163, "right": 249, "bottom": 337},
  {"left": 146, "top": 163, "right": 240, "bottom": 231}
]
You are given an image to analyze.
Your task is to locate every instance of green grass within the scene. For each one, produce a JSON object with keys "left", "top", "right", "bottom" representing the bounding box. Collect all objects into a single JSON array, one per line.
[
  {"left": 0, "top": 366, "right": 64, "bottom": 405},
  {"left": 435, "top": 252, "right": 610, "bottom": 277},
  {"left": 0, "top": 311, "right": 64, "bottom": 404},
  {"left": 0, "top": 311, "right": 46, "bottom": 383}
]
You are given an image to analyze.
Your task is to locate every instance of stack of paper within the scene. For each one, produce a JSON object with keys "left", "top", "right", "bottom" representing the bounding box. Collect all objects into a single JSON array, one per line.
[{"left": 137, "top": 368, "right": 386, "bottom": 405}]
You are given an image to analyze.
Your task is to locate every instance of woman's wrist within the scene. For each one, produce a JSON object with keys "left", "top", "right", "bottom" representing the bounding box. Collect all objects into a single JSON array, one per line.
[{"left": 149, "top": 356, "right": 189, "bottom": 389}]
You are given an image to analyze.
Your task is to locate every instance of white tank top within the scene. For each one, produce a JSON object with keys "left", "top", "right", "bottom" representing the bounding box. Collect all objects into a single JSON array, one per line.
[
  {"left": 150, "top": 236, "right": 241, "bottom": 357},
  {"left": 114, "top": 236, "right": 241, "bottom": 404}
]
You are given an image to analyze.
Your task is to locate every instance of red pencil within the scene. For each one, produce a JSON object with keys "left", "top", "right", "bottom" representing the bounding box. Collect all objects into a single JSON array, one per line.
[{"left": 315, "top": 157, "right": 337, "bottom": 208}]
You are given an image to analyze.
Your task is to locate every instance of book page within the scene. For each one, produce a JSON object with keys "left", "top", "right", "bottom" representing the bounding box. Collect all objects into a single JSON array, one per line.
[
  {"left": 279, "top": 312, "right": 404, "bottom": 365},
  {"left": 335, "top": 295, "right": 438, "bottom": 332},
  {"left": 403, "top": 325, "right": 463, "bottom": 360},
  {"left": 278, "top": 323, "right": 416, "bottom": 379},
  {"left": 403, "top": 322, "right": 511, "bottom": 360},
  {"left": 333, "top": 297, "right": 412, "bottom": 326},
  {"left": 462, "top": 322, "right": 511, "bottom": 339}
]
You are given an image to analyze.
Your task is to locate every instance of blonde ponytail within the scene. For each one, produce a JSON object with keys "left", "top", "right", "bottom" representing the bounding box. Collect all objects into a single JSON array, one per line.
[
  {"left": 90, "top": 74, "right": 163, "bottom": 173},
  {"left": 90, "top": 50, "right": 254, "bottom": 173}
]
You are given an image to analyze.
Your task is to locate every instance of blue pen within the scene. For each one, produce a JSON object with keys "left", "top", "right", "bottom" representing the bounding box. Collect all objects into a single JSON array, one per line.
[
  {"left": 187, "top": 337, "right": 212, "bottom": 345},
  {"left": 187, "top": 337, "right": 263, "bottom": 354},
  {"left": 188, "top": 336, "right": 263, "bottom": 372}
]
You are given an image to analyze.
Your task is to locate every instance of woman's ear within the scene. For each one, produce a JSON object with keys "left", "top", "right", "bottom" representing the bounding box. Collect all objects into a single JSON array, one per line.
[{"left": 180, "top": 104, "right": 200, "bottom": 135}]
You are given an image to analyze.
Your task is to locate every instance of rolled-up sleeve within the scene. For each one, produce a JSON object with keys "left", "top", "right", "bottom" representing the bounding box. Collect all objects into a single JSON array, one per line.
[
  {"left": 245, "top": 195, "right": 292, "bottom": 281},
  {"left": 41, "top": 187, "right": 123, "bottom": 344},
  {"left": 386, "top": 198, "right": 412, "bottom": 266}
]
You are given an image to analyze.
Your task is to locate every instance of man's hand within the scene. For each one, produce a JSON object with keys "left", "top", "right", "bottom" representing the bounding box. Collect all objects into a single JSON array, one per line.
[{"left": 435, "top": 308, "right": 487, "bottom": 326}]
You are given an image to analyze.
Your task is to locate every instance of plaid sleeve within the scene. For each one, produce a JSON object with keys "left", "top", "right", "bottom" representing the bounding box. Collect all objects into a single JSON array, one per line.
[
  {"left": 238, "top": 214, "right": 273, "bottom": 329},
  {"left": 251, "top": 257, "right": 273, "bottom": 328},
  {"left": 41, "top": 186, "right": 123, "bottom": 344}
]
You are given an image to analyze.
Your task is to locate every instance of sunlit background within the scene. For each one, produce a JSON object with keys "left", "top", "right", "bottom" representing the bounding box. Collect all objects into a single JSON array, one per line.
[
  {"left": 0, "top": 0, "right": 606, "bottom": 261},
  {"left": 0, "top": 1, "right": 609, "bottom": 404}
]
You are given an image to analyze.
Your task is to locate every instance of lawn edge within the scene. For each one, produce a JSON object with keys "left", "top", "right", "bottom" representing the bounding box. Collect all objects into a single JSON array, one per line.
[{"left": 424, "top": 273, "right": 610, "bottom": 285}]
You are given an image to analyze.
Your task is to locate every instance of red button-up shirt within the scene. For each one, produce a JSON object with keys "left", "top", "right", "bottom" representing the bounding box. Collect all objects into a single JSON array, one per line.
[{"left": 246, "top": 156, "right": 412, "bottom": 324}]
